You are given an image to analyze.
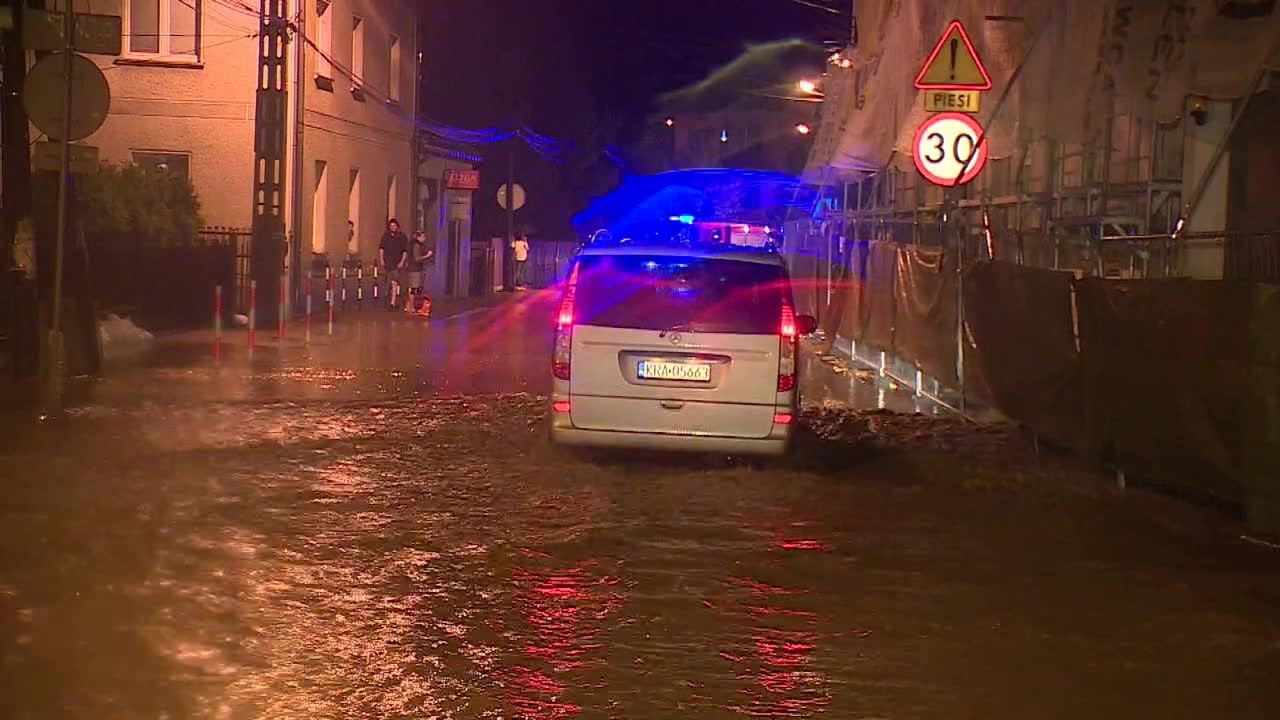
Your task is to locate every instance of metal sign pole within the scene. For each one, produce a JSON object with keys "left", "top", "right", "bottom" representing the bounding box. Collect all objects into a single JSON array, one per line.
[{"left": 45, "top": 6, "right": 75, "bottom": 413}]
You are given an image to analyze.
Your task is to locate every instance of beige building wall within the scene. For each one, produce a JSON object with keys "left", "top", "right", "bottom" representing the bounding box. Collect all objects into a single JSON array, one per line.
[
  {"left": 300, "top": 0, "right": 418, "bottom": 266},
  {"left": 56, "top": 0, "right": 417, "bottom": 258},
  {"left": 67, "top": 0, "right": 259, "bottom": 230}
]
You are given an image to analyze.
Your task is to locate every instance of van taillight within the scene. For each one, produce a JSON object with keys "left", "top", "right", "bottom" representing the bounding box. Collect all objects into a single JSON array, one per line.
[
  {"left": 553, "top": 264, "right": 579, "bottom": 380},
  {"left": 780, "top": 299, "right": 797, "bottom": 340},
  {"left": 778, "top": 295, "right": 798, "bottom": 392}
]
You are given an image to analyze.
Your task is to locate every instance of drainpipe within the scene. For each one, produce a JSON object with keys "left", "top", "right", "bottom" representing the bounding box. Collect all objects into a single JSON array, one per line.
[
  {"left": 411, "top": 22, "right": 422, "bottom": 234},
  {"left": 290, "top": 0, "right": 306, "bottom": 307}
]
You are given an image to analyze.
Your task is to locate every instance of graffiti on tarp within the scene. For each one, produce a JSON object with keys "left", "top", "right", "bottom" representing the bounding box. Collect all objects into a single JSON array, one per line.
[{"left": 1145, "top": 1, "right": 1195, "bottom": 103}]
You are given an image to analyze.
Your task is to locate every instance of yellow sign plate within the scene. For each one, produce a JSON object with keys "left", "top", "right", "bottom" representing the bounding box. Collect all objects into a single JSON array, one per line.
[{"left": 923, "top": 90, "right": 980, "bottom": 113}]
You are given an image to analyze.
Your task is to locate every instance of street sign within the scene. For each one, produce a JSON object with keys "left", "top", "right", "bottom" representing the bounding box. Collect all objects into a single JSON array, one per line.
[
  {"left": 33, "top": 142, "right": 99, "bottom": 174},
  {"left": 445, "top": 169, "right": 480, "bottom": 190},
  {"left": 914, "top": 20, "right": 992, "bottom": 91},
  {"left": 448, "top": 193, "right": 472, "bottom": 221},
  {"left": 23, "top": 52, "right": 111, "bottom": 141},
  {"left": 23, "top": 10, "right": 123, "bottom": 55},
  {"left": 923, "top": 89, "right": 980, "bottom": 113},
  {"left": 912, "top": 112, "right": 988, "bottom": 186},
  {"left": 497, "top": 183, "right": 526, "bottom": 211}
]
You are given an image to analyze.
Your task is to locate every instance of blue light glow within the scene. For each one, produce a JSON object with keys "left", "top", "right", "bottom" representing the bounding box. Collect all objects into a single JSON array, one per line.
[{"left": 573, "top": 168, "right": 817, "bottom": 234}]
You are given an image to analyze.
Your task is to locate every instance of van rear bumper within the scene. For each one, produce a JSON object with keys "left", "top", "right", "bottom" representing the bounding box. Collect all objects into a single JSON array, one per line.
[{"left": 549, "top": 423, "right": 792, "bottom": 457}]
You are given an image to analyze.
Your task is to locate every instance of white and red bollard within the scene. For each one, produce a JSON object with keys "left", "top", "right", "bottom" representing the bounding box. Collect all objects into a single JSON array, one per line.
[
  {"left": 328, "top": 272, "right": 335, "bottom": 336},
  {"left": 372, "top": 265, "right": 380, "bottom": 302},
  {"left": 324, "top": 266, "right": 333, "bottom": 306},
  {"left": 357, "top": 267, "right": 364, "bottom": 307},
  {"left": 305, "top": 276, "right": 313, "bottom": 342},
  {"left": 340, "top": 267, "right": 348, "bottom": 307}
]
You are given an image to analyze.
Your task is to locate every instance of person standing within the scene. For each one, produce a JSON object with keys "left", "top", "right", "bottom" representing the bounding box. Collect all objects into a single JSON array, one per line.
[
  {"left": 408, "top": 230, "right": 435, "bottom": 316},
  {"left": 378, "top": 218, "right": 410, "bottom": 310},
  {"left": 343, "top": 220, "right": 361, "bottom": 269},
  {"left": 511, "top": 230, "right": 530, "bottom": 290}
]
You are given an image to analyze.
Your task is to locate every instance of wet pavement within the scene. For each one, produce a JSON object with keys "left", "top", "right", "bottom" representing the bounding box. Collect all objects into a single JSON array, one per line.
[{"left": 2, "top": 293, "right": 1279, "bottom": 719}]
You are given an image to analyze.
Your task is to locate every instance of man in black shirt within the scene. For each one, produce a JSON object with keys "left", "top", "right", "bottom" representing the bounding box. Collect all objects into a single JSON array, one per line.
[{"left": 378, "top": 218, "right": 410, "bottom": 310}]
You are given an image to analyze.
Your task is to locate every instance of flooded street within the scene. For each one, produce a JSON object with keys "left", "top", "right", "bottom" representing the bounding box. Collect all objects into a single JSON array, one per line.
[{"left": 2, "top": 296, "right": 1278, "bottom": 719}]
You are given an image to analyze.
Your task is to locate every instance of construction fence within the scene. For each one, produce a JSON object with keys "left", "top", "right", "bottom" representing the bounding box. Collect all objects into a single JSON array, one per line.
[{"left": 789, "top": 225, "right": 1280, "bottom": 533}]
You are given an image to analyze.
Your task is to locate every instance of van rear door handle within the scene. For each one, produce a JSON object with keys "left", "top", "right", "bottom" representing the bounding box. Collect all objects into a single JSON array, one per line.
[{"left": 659, "top": 400, "right": 685, "bottom": 410}]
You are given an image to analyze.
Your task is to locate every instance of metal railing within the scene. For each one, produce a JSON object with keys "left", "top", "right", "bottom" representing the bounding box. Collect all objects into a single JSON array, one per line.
[{"left": 197, "top": 227, "right": 254, "bottom": 313}]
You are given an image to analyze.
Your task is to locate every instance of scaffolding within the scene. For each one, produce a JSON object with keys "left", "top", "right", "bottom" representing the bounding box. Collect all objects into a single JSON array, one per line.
[{"left": 811, "top": 92, "right": 1190, "bottom": 280}]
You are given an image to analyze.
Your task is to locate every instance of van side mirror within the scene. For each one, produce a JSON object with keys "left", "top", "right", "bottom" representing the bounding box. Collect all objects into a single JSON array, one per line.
[{"left": 796, "top": 314, "right": 818, "bottom": 336}]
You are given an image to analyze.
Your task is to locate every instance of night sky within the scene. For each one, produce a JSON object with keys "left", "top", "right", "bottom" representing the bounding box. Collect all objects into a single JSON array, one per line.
[
  {"left": 418, "top": 0, "right": 847, "bottom": 239},
  {"left": 419, "top": 0, "right": 845, "bottom": 142}
]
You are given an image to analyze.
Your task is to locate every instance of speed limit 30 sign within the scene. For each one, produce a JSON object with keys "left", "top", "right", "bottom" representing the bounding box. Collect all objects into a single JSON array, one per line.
[{"left": 912, "top": 112, "right": 988, "bottom": 186}]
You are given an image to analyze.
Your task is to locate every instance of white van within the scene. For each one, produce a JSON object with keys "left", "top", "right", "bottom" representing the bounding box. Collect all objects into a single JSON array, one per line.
[{"left": 548, "top": 243, "right": 817, "bottom": 456}]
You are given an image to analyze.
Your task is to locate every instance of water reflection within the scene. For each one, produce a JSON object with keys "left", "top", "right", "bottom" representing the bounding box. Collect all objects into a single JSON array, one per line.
[{"left": 504, "top": 551, "right": 625, "bottom": 718}]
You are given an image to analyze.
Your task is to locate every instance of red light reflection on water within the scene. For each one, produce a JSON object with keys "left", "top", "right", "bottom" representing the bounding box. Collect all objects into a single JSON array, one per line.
[
  {"left": 502, "top": 553, "right": 626, "bottom": 719},
  {"left": 778, "top": 539, "right": 833, "bottom": 551},
  {"left": 716, "top": 523, "right": 834, "bottom": 717}
]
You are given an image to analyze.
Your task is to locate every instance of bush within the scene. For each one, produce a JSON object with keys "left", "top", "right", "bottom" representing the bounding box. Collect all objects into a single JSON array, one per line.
[{"left": 35, "top": 162, "right": 204, "bottom": 246}]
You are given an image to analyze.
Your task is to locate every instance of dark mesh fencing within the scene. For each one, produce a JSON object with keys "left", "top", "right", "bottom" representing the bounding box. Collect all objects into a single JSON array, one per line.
[
  {"left": 893, "top": 246, "right": 957, "bottom": 386},
  {"left": 89, "top": 240, "right": 236, "bottom": 331},
  {"left": 1075, "top": 279, "right": 1255, "bottom": 502},
  {"left": 804, "top": 226, "right": 1280, "bottom": 531},
  {"left": 963, "top": 262, "right": 1085, "bottom": 451}
]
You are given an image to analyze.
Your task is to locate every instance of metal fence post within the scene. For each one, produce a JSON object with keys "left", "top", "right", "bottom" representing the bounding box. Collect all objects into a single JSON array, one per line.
[
  {"left": 248, "top": 279, "right": 257, "bottom": 353},
  {"left": 214, "top": 284, "right": 223, "bottom": 360},
  {"left": 278, "top": 274, "right": 286, "bottom": 339}
]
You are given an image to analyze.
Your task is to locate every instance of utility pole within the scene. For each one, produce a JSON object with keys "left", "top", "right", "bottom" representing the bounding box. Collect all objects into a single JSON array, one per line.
[
  {"left": 251, "top": 0, "right": 289, "bottom": 329},
  {"left": 42, "top": 0, "right": 75, "bottom": 412},
  {"left": 504, "top": 137, "right": 515, "bottom": 291}
]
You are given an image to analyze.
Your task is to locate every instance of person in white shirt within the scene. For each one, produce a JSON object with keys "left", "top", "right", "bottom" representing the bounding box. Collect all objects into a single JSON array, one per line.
[{"left": 511, "top": 231, "right": 531, "bottom": 290}]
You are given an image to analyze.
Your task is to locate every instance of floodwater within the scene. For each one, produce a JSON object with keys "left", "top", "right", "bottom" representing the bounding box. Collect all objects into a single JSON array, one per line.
[{"left": 2, "top": 295, "right": 1278, "bottom": 719}]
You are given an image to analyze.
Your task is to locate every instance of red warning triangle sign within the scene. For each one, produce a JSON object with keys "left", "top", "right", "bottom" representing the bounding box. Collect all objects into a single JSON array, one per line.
[{"left": 914, "top": 20, "right": 992, "bottom": 90}]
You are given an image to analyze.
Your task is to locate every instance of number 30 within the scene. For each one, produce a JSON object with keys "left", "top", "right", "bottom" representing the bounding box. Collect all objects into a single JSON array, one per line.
[{"left": 923, "top": 132, "right": 977, "bottom": 165}]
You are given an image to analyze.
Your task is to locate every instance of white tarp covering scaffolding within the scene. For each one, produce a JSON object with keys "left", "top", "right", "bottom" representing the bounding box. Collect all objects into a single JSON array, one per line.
[{"left": 806, "top": 0, "right": 1280, "bottom": 180}]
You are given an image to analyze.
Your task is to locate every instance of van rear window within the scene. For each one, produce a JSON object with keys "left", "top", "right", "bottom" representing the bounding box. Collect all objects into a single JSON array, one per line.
[{"left": 574, "top": 255, "right": 788, "bottom": 334}]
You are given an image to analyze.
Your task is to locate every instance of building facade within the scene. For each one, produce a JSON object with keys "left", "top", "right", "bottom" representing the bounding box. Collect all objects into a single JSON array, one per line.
[{"left": 69, "top": 0, "right": 458, "bottom": 282}]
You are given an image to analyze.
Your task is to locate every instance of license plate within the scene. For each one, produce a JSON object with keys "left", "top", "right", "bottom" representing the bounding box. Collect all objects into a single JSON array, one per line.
[{"left": 637, "top": 361, "right": 712, "bottom": 382}]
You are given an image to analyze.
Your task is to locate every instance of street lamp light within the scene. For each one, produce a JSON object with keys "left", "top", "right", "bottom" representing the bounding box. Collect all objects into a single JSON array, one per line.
[
  {"left": 795, "top": 123, "right": 812, "bottom": 135},
  {"left": 828, "top": 50, "right": 854, "bottom": 69},
  {"left": 664, "top": 116, "right": 675, "bottom": 127},
  {"left": 797, "top": 79, "right": 820, "bottom": 95}
]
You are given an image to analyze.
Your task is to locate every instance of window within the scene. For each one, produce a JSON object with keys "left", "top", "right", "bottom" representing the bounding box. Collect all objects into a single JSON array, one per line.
[
  {"left": 133, "top": 151, "right": 191, "bottom": 181},
  {"left": 351, "top": 15, "right": 364, "bottom": 85},
  {"left": 312, "top": 161, "right": 329, "bottom": 254},
  {"left": 386, "top": 174, "right": 398, "bottom": 222},
  {"left": 126, "top": 0, "right": 200, "bottom": 59},
  {"left": 315, "top": 0, "right": 332, "bottom": 79},
  {"left": 388, "top": 34, "right": 401, "bottom": 103},
  {"left": 347, "top": 168, "right": 361, "bottom": 255}
]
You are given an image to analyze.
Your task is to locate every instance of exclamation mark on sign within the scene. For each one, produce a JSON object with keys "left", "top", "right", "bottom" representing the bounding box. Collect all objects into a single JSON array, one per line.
[{"left": 949, "top": 37, "right": 959, "bottom": 81}]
